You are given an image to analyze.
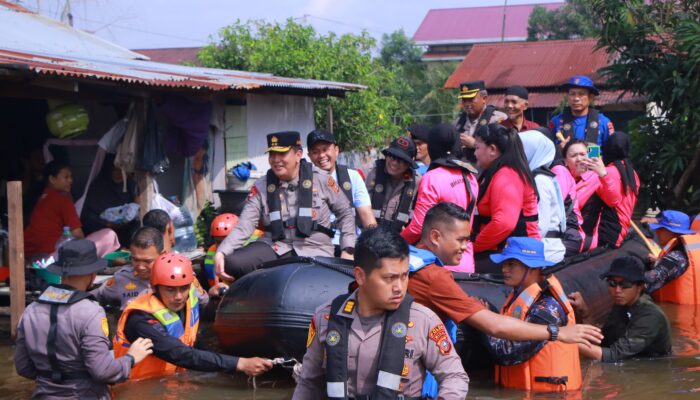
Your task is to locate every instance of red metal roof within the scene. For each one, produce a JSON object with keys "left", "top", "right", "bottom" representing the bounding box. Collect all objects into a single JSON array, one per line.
[
  {"left": 134, "top": 47, "right": 202, "bottom": 66},
  {"left": 445, "top": 39, "right": 613, "bottom": 90},
  {"left": 484, "top": 91, "right": 643, "bottom": 109},
  {"left": 413, "top": 2, "right": 563, "bottom": 44}
]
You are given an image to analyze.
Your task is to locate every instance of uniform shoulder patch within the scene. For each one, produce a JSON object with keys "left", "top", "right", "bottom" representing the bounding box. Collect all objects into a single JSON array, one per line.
[
  {"left": 247, "top": 185, "right": 259, "bottom": 201},
  {"left": 105, "top": 277, "right": 115, "bottom": 287},
  {"left": 428, "top": 323, "right": 452, "bottom": 355},
  {"left": 306, "top": 319, "right": 316, "bottom": 348},
  {"left": 101, "top": 317, "right": 109, "bottom": 337},
  {"left": 342, "top": 300, "right": 355, "bottom": 314}
]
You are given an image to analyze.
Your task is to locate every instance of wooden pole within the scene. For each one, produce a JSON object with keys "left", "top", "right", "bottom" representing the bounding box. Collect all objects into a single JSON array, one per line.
[
  {"left": 138, "top": 172, "right": 154, "bottom": 221},
  {"left": 326, "top": 97, "right": 334, "bottom": 133},
  {"left": 8, "top": 181, "right": 25, "bottom": 340}
]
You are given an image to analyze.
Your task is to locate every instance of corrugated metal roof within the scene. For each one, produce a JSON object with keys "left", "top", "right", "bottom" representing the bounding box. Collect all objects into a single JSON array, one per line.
[
  {"left": 134, "top": 47, "right": 202, "bottom": 66},
  {"left": 0, "top": 0, "right": 147, "bottom": 61},
  {"left": 413, "top": 3, "right": 563, "bottom": 45},
  {"left": 0, "top": 1, "right": 364, "bottom": 95},
  {"left": 484, "top": 91, "right": 644, "bottom": 109},
  {"left": 0, "top": 48, "right": 365, "bottom": 93},
  {"left": 445, "top": 39, "right": 613, "bottom": 90}
]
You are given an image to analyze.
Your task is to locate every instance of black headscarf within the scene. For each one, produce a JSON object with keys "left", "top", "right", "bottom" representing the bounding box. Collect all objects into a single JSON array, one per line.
[
  {"left": 602, "top": 132, "right": 637, "bottom": 194},
  {"left": 427, "top": 123, "right": 463, "bottom": 171}
]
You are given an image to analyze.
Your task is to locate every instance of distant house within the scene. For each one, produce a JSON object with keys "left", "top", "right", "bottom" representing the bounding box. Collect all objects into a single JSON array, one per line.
[
  {"left": 444, "top": 38, "right": 645, "bottom": 127},
  {"left": 413, "top": 2, "right": 563, "bottom": 61},
  {"left": 134, "top": 47, "right": 202, "bottom": 66}
]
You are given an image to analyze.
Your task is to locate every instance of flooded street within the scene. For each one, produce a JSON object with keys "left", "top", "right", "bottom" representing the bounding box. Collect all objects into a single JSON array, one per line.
[{"left": 1, "top": 302, "right": 699, "bottom": 399}]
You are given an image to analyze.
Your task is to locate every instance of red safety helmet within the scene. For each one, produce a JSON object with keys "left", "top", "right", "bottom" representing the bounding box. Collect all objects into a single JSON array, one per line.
[
  {"left": 150, "top": 253, "right": 194, "bottom": 287},
  {"left": 210, "top": 213, "right": 239, "bottom": 238}
]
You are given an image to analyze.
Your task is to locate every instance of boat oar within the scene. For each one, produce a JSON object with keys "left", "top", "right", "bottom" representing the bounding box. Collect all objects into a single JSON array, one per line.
[{"left": 631, "top": 221, "right": 662, "bottom": 257}]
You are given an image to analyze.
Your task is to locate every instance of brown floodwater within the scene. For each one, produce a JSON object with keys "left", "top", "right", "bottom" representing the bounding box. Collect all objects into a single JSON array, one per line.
[{"left": 2, "top": 302, "right": 699, "bottom": 399}]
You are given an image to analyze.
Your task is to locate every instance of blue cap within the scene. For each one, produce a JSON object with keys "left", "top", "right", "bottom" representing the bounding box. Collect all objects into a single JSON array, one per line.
[
  {"left": 562, "top": 75, "right": 599, "bottom": 96},
  {"left": 649, "top": 210, "right": 697, "bottom": 235},
  {"left": 489, "top": 237, "right": 555, "bottom": 268}
]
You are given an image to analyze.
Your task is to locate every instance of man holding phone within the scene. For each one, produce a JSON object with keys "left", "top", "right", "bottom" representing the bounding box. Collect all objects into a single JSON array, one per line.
[{"left": 549, "top": 75, "right": 615, "bottom": 149}]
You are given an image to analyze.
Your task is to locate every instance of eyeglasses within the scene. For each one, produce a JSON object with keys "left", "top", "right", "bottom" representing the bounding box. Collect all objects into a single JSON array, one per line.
[{"left": 606, "top": 279, "right": 636, "bottom": 289}]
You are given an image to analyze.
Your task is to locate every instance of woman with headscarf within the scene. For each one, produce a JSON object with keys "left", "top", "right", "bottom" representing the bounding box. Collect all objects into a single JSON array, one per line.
[
  {"left": 81, "top": 154, "right": 139, "bottom": 247},
  {"left": 472, "top": 123, "right": 540, "bottom": 273},
  {"left": 401, "top": 123, "right": 479, "bottom": 272},
  {"left": 519, "top": 129, "right": 566, "bottom": 263},
  {"left": 536, "top": 127, "right": 584, "bottom": 256}
]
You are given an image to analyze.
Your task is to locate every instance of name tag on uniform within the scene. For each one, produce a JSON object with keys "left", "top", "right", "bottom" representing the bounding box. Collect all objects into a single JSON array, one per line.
[{"left": 39, "top": 286, "right": 73, "bottom": 304}]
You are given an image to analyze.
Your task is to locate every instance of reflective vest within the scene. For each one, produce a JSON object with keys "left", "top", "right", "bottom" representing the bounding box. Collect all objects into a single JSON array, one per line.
[
  {"left": 369, "top": 159, "right": 416, "bottom": 233},
  {"left": 114, "top": 285, "right": 200, "bottom": 380},
  {"left": 204, "top": 243, "right": 218, "bottom": 287},
  {"left": 652, "top": 235, "right": 700, "bottom": 305},
  {"left": 325, "top": 292, "right": 412, "bottom": 400},
  {"left": 559, "top": 107, "right": 600, "bottom": 144},
  {"left": 265, "top": 159, "right": 333, "bottom": 240},
  {"left": 496, "top": 276, "right": 582, "bottom": 392}
]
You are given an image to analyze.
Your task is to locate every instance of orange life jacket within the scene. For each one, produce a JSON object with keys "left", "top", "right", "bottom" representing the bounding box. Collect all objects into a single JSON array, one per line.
[
  {"left": 495, "top": 275, "right": 582, "bottom": 392},
  {"left": 114, "top": 285, "right": 200, "bottom": 380},
  {"left": 691, "top": 214, "right": 700, "bottom": 234},
  {"left": 652, "top": 234, "right": 700, "bottom": 305}
]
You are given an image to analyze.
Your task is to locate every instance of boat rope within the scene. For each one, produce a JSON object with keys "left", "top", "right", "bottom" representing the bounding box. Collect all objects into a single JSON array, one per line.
[{"left": 249, "top": 357, "right": 302, "bottom": 390}]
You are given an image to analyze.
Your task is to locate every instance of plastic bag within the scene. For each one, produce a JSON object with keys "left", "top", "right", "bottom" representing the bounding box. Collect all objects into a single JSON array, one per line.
[
  {"left": 149, "top": 181, "right": 181, "bottom": 221},
  {"left": 100, "top": 203, "right": 140, "bottom": 225}
]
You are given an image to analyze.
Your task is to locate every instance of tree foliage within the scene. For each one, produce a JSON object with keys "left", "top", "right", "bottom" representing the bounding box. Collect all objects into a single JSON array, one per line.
[
  {"left": 593, "top": 0, "right": 700, "bottom": 211},
  {"left": 527, "top": 0, "right": 599, "bottom": 41},
  {"left": 378, "top": 30, "right": 458, "bottom": 126},
  {"left": 198, "top": 19, "right": 409, "bottom": 150}
]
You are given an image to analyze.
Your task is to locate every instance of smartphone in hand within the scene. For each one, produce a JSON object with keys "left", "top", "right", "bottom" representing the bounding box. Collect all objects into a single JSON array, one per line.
[{"left": 587, "top": 145, "right": 600, "bottom": 158}]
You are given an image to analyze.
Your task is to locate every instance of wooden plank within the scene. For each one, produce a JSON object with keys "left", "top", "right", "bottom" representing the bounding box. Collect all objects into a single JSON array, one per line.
[
  {"left": 8, "top": 181, "right": 25, "bottom": 341},
  {"left": 138, "top": 172, "right": 155, "bottom": 221}
]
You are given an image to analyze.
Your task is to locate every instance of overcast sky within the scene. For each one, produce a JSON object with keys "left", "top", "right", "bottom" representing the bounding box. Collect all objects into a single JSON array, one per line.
[{"left": 17, "top": 0, "right": 559, "bottom": 49}]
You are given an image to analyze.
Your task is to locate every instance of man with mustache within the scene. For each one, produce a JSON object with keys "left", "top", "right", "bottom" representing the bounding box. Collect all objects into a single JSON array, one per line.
[
  {"left": 214, "top": 131, "right": 355, "bottom": 281},
  {"left": 454, "top": 80, "right": 507, "bottom": 162}
]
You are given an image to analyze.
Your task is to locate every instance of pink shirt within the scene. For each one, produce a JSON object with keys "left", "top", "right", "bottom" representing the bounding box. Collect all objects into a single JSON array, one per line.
[
  {"left": 474, "top": 167, "right": 540, "bottom": 253},
  {"left": 401, "top": 166, "right": 479, "bottom": 273},
  {"left": 552, "top": 164, "right": 584, "bottom": 232},
  {"left": 575, "top": 167, "right": 624, "bottom": 249}
]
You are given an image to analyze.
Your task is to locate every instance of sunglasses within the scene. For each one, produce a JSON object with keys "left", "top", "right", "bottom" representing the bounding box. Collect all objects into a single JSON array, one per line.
[{"left": 606, "top": 279, "right": 636, "bottom": 289}]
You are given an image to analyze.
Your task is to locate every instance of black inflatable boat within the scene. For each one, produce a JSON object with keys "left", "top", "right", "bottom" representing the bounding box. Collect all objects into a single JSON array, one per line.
[{"left": 213, "top": 234, "right": 648, "bottom": 366}]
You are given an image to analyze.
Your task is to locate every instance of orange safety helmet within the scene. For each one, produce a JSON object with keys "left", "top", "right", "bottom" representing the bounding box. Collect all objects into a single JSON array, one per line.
[
  {"left": 210, "top": 213, "right": 239, "bottom": 238},
  {"left": 150, "top": 253, "right": 194, "bottom": 287}
]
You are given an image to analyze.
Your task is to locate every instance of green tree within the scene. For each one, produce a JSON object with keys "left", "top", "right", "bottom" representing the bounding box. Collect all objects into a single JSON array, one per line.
[
  {"left": 527, "top": 0, "right": 599, "bottom": 41},
  {"left": 378, "top": 30, "right": 459, "bottom": 126},
  {"left": 593, "top": 0, "right": 700, "bottom": 211},
  {"left": 198, "top": 19, "right": 409, "bottom": 150}
]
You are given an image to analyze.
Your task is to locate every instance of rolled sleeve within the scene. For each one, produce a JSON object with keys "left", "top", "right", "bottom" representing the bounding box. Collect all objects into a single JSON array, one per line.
[
  {"left": 423, "top": 312, "right": 470, "bottom": 398},
  {"left": 348, "top": 169, "right": 371, "bottom": 208}
]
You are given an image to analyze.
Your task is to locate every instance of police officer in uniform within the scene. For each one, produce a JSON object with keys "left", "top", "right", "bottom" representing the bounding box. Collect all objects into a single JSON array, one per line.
[
  {"left": 306, "top": 129, "right": 377, "bottom": 232},
  {"left": 90, "top": 227, "right": 209, "bottom": 309},
  {"left": 454, "top": 80, "right": 507, "bottom": 162},
  {"left": 365, "top": 137, "right": 422, "bottom": 234},
  {"left": 14, "top": 240, "right": 153, "bottom": 399},
  {"left": 549, "top": 75, "right": 615, "bottom": 149},
  {"left": 293, "top": 227, "right": 468, "bottom": 399},
  {"left": 215, "top": 131, "right": 356, "bottom": 281}
]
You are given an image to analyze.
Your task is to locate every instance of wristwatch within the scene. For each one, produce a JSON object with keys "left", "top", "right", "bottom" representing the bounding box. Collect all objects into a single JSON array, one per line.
[{"left": 547, "top": 324, "right": 559, "bottom": 341}]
